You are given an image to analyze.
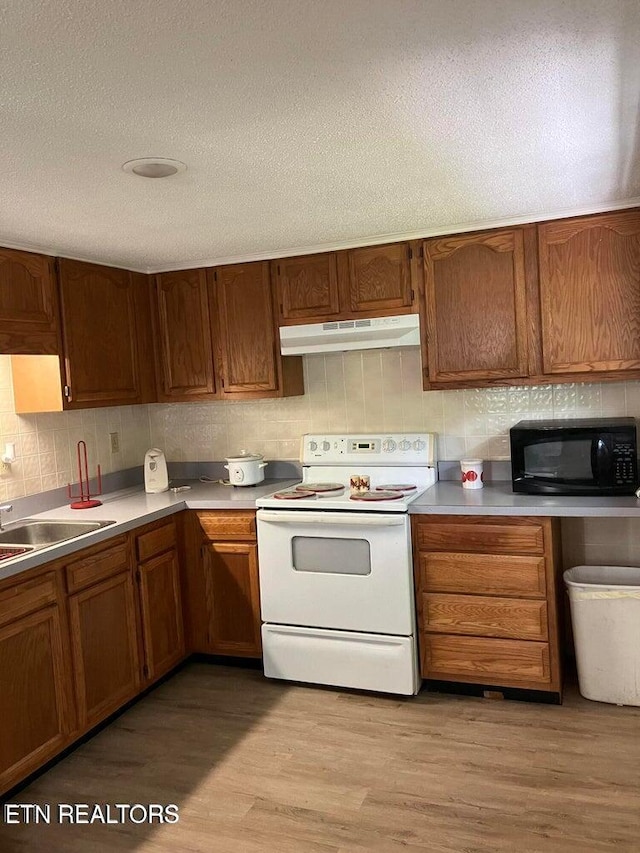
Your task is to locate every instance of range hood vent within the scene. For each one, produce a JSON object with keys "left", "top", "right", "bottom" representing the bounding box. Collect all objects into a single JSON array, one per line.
[{"left": 280, "top": 314, "right": 420, "bottom": 355}]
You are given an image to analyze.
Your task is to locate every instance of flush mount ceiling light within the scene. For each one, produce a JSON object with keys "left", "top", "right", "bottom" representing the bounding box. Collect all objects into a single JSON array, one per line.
[{"left": 122, "top": 157, "right": 187, "bottom": 178}]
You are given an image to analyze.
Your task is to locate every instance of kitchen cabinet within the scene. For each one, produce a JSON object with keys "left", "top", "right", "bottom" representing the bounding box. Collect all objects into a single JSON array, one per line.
[
  {"left": 209, "top": 262, "right": 304, "bottom": 398},
  {"left": 66, "top": 537, "right": 141, "bottom": 730},
  {"left": 135, "top": 518, "right": 186, "bottom": 683},
  {"left": 275, "top": 242, "right": 416, "bottom": 325},
  {"left": 412, "top": 515, "right": 562, "bottom": 698},
  {"left": 0, "top": 248, "right": 60, "bottom": 354},
  {"left": 155, "top": 262, "right": 303, "bottom": 401},
  {"left": 186, "top": 511, "right": 262, "bottom": 658},
  {"left": 58, "top": 259, "right": 156, "bottom": 408},
  {"left": 421, "top": 227, "right": 531, "bottom": 386},
  {"left": 0, "top": 571, "right": 73, "bottom": 794},
  {"left": 154, "top": 268, "right": 217, "bottom": 401},
  {"left": 538, "top": 210, "right": 640, "bottom": 378}
]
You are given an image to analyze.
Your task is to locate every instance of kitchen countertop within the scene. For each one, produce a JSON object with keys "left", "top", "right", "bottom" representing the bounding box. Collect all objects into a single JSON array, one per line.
[
  {"left": 3, "top": 477, "right": 640, "bottom": 584},
  {"left": 0, "top": 478, "right": 298, "bottom": 583},
  {"left": 410, "top": 480, "right": 640, "bottom": 517}
]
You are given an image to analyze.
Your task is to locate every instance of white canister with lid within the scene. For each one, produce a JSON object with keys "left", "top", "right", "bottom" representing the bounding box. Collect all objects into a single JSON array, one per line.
[{"left": 224, "top": 451, "right": 268, "bottom": 486}]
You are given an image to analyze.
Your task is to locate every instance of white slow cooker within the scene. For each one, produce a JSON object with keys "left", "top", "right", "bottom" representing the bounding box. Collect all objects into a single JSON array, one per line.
[{"left": 224, "top": 451, "right": 268, "bottom": 486}]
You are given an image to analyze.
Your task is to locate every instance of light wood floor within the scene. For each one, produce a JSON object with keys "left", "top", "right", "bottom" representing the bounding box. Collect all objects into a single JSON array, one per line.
[{"left": 1, "top": 663, "right": 639, "bottom": 852}]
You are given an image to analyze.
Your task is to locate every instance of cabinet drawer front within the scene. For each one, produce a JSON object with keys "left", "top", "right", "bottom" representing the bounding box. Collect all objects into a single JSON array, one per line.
[
  {"left": 66, "top": 538, "right": 130, "bottom": 592},
  {"left": 423, "top": 635, "right": 550, "bottom": 684},
  {"left": 0, "top": 573, "right": 57, "bottom": 627},
  {"left": 416, "top": 520, "right": 544, "bottom": 554},
  {"left": 136, "top": 520, "right": 176, "bottom": 563},
  {"left": 197, "top": 511, "right": 256, "bottom": 541},
  {"left": 422, "top": 593, "right": 548, "bottom": 640},
  {"left": 419, "top": 552, "right": 547, "bottom": 597}
]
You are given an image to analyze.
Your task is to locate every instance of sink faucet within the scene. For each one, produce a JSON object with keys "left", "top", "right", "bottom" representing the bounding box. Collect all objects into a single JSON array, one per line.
[{"left": 0, "top": 504, "right": 12, "bottom": 530}]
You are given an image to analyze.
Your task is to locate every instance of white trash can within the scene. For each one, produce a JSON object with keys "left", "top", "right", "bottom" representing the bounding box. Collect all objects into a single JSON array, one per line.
[{"left": 564, "top": 565, "right": 640, "bottom": 706}]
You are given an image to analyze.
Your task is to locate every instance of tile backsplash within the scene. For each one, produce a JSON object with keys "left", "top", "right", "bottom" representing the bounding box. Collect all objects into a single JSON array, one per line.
[
  {"left": 148, "top": 349, "right": 640, "bottom": 463},
  {"left": 1, "top": 348, "right": 639, "bottom": 568},
  {"left": 0, "top": 355, "right": 151, "bottom": 501}
]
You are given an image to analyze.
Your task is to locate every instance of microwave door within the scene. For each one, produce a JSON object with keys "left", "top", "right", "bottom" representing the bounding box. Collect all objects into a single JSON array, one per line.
[{"left": 521, "top": 438, "right": 595, "bottom": 485}]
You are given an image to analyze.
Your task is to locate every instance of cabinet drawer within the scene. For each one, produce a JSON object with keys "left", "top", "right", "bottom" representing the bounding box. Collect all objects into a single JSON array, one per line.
[
  {"left": 0, "top": 573, "right": 57, "bottom": 628},
  {"left": 422, "top": 593, "right": 548, "bottom": 640},
  {"left": 415, "top": 519, "right": 544, "bottom": 554},
  {"left": 418, "top": 552, "right": 547, "bottom": 597},
  {"left": 422, "top": 635, "right": 551, "bottom": 685},
  {"left": 66, "top": 537, "right": 130, "bottom": 593},
  {"left": 136, "top": 520, "right": 176, "bottom": 563},
  {"left": 197, "top": 511, "right": 256, "bottom": 541}
]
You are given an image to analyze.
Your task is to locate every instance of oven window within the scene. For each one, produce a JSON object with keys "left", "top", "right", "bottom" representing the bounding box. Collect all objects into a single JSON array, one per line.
[
  {"left": 524, "top": 439, "right": 593, "bottom": 480},
  {"left": 291, "top": 536, "right": 371, "bottom": 575}
]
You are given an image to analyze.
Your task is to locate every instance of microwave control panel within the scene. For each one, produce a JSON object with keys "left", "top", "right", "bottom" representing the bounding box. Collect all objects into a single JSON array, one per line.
[{"left": 612, "top": 439, "right": 637, "bottom": 484}]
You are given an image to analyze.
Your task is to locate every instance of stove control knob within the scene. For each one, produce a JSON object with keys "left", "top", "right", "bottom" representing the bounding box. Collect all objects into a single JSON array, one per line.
[
  {"left": 308, "top": 440, "right": 318, "bottom": 452},
  {"left": 413, "top": 439, "right": 426, "bottom": 451},
  {"left": 322, "top": 440, "right": 331, "bottom": 451},
  {"left": 382, "top": 438, "right": 397, "bottom": 453},
  {"left": 399, "top": 439, "right": 412, "bottom": 451}
]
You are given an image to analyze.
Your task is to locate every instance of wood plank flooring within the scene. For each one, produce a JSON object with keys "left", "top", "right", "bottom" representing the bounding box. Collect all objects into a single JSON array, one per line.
[{"left": 1, "top": 663, "right": 639, "bottom": 852}]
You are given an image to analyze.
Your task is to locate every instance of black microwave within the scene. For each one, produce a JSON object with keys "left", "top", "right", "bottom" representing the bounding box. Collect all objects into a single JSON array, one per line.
[{"left": 510, "top": 417, "right": 638, "bottom": 496}]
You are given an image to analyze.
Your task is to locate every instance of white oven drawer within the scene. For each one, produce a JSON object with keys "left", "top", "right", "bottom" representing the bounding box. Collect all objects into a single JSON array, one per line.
[
  {"left": 257, "top": 509, "right": 414, "bottom": 634},
  {"left": 262, "top": 624, "right": 419, "bottom": 695}
]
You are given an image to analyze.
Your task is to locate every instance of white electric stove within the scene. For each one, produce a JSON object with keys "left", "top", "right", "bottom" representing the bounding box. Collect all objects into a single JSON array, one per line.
[{"left": 256, "top": 433, "right": 437, "bottom": 696}]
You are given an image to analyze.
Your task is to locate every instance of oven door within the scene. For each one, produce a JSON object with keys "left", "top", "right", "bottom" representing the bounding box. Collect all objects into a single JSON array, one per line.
[{"left": 256, "top": 509, "right": 414, "bottom": 635}]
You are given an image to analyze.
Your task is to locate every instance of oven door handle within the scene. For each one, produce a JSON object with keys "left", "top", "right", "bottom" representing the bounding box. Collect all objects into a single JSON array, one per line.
[{"left": 257, "top": 510, "right": 406, "bottom": 526}]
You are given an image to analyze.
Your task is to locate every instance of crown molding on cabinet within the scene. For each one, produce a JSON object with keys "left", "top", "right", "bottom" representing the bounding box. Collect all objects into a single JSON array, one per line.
[{"left": 1, "top": 196, "right": 640, "bottom": 275}]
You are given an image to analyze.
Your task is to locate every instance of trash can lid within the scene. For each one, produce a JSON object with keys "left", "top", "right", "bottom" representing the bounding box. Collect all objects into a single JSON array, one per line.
[{"left": 564, "top": 565, "right": 640, "bottom": 589}]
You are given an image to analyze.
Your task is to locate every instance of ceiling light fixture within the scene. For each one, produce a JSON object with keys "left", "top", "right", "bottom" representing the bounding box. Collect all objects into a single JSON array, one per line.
[{"left": 122, "top": 157, "right": 187, "bottom": 178}]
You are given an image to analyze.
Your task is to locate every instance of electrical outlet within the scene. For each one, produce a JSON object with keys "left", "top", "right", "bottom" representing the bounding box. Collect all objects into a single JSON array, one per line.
[
  {"left": 109, "top": 432, "right": 120, "bottom": 454},
  {"left": 0, "top": 461, "right": 9, "bottom": 474}
]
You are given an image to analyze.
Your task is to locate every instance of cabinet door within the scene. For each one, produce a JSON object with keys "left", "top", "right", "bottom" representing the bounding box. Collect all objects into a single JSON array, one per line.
[
  {"left": 202, "top": 541, "right": 261, "bottom": 657},
  {"left": 155, "top": 269, "right": 217, "bottom": 400},
  {"left": 423, "top": 228, "right": 529, "bottom": 383},
  {"left": 58, "top": 259, "right": 143, "bottom": 407},
  {"left": 343, "top": 243, "right": 413, "bottom": 314},
  {"left": 0, "top": 607, "right": 72, "bottom": 793},
  {"left": 275, "top": 253, "right": 340, "bottom": 323},
  {"left": 538, "top": 211, "right": 640, "bottom": 375},
  {"left": 68, "top": 572, "right": 140, "bottom": 730},
  {"left": 0, "top": 248, "right": 59, "bottom": 354},
  {"left": 137, "top": 550, "right": 185, "bottom": 682},
  {"left": 210, "top": 262, "right": 278, "bottom": 395}
]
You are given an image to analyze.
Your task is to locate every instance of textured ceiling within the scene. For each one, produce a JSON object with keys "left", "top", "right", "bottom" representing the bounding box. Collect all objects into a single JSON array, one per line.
[{"left": 1, "top": 0, "right": 639, "bottom": 272}]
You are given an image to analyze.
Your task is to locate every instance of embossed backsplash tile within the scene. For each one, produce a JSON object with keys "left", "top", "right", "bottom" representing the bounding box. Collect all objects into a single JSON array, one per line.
[{"left": 2, "top": 349, "right": 640, "bottom": 504}]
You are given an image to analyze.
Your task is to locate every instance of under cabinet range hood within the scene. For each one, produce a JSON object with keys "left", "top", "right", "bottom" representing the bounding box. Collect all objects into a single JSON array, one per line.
[{"left": 279, "top": 314, "right": 420, "bottom": 355}]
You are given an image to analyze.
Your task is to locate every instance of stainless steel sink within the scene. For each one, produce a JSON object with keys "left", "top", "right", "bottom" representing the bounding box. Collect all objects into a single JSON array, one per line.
[{"left": 0, "top": 519, "right": 116, "bottom": 549}]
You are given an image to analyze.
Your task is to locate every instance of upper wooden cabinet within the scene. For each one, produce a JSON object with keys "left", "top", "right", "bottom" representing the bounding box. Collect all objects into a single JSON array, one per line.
[
  {"left": 154, "top": 268, "right": 216, "bottom": 401},
  {"left": 0, "top": 248, "right": 60, "bottom": 354},
  {"left": 422, "top": 227, "right": 530, "bottom": 385},
  {"left": 155, "top": 262, "right": 303, "bottom": 401},
  {"left": 275, "top": 253, "right": 340, "bottom": 322},
  {"left": 58, "top": 259, "right": 155, "bottom": 408},
  {"left": 275, "top": 242, "right": 417, "bottom": 325},
  {"left": 210, "top": 261, "right": 303, "bottom": 398},
  {"left": 538, "top": 210, "right": 640, "bottom": 377},
  {"left": 343, "top": 243, "right": 413, "bottom": 314}
]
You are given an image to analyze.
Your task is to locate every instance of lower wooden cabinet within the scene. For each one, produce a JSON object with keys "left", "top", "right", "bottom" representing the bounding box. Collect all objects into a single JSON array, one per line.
[
  {"left": 413, "top": 514, "right": 562, "bottom": 695},
  {"left": 135, "top": 520, "right": 185, "bottom": 682},
  {"left": 185, "top": 511, "right": 262, "bottom": 658},
  {"left": 68, "top": 571, "right": 141, "bottom": 730},
  {"left": 201, "top": 541, "right": 261, "bottom": 657},
  {"left": 0, "top": 603, "right": 72, "bottom": 793},
  {"left": 0, "top": 518, "right": 191, "bottom": 796}
]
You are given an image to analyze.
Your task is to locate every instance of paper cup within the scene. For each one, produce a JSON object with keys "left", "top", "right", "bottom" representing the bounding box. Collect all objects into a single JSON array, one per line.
[{"left": 461, "top": 459, "right": 484, "bottom": 489}]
